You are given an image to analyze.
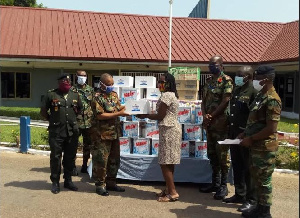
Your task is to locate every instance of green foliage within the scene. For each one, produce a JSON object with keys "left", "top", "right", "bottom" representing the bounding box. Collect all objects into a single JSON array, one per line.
[
  {"left": 0, "top": 0, "right": 45, "bottom": 7},
  {"left": 275, "top": 147, "right": 299, "bottom": 171},
  {"left": 0, "top": 107, "right": 42, "bottom": 120},
  {"left": 0, "top": 0, "right": 14, "bottom": 5}
]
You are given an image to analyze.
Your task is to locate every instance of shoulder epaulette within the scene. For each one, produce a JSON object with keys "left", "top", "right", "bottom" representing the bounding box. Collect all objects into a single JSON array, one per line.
[{"left": 48, "top": 89, "right": 56, "bottom": 92}]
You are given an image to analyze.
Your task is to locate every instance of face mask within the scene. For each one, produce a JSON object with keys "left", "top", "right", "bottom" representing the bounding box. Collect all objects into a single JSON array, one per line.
[
  {"left": 253, "top": 80, "right": 264, "bottom": 91},
  {"left": 77, "top": 76, "right": 87, "bottom": 85},
  {"left": 235, "top": 76, "right": 245, "bottom": 86},
  {"left": 100, "top": 81, "right": 114, "bottom": 94},
  {"left": 209, "top": 64, "right": 221, "bottom": 74},
  {"left": 58, "top": 81, "right": 71, "bottom": 93}
]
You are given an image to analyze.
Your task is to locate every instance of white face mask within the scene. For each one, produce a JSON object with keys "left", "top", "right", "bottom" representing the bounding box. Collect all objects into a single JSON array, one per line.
[
  {"left": 253, "top": 80, "right": 264, "bottom": 91},
  {"left": 77, "top": 76, "right": 87, "bottom": 85}
]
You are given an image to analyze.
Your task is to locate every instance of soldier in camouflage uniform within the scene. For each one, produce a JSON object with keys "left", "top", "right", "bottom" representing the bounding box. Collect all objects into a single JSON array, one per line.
[
  {"left": 199, "top": 55, "right": 233, "bottom": 200},
  {"left": 71, "top": 70, "right": 94, "bottom": 174},
  {"left": 240, "top": 66, "right": 282, "bottom": 218},
  {"left": 90, "top": 73, "right": 129, "bottom": 196},
  {"left": 223, "top": 66, "right": 258, "bottom": 213},
  {"left": 40, "top": 74, "right": 83, "bottom": 194}
]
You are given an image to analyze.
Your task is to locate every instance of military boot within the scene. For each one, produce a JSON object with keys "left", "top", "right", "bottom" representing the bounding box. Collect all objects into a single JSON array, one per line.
[
  {"left": 242, "top": 204, "right": 260, "bottom": 218},
  {"left": 214, "top": 174, "right": 228, "bottom": 200},
  {"left": 51, "top": 182, "right": 60, "bottom": 194},
  {"left": 257, "top": 205, "right": 272, "bottom": 218},
  {"left": 96, "top": 186, "right": 109, "bottom": 196},
  {"left": 199, "top": 172, "right": 220, "bottom": 193},
  {"left": 72, "top": 167, "right": 79, "bottom": 176},
  {"left": 64, "top": 178, "right": 78, "bottom": 191}
]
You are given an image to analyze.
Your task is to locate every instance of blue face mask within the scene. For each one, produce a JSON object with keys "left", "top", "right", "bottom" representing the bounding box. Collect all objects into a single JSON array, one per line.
[
  {"left": 105, "top": 85, "right": 114, "bottom": 94},
  {"left": 100, "top": 81, "right": 114, "bottom": 94},
  {"left": 235, "top": 76, "right": 245, "bottom": 86},
  {"left": 209, "top": 64, "right": 221, "bottom": 74}
]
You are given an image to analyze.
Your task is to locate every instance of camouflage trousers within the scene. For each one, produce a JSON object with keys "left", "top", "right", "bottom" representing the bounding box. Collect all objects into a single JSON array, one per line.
[
  {"left": 250, "top": 149, "right": 276, "bottom": 206},
  {"left": 207, "top": 130, "right": 230, "bottom": 183},
  {"left": 79, "top": 128, "right": 92, "bottom": 166},
  {"left": 91, "top": 139, "right": 120, "bottom": 187}
]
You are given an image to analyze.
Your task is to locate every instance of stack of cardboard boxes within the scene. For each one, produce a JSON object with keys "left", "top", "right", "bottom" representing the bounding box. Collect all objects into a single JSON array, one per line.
[{"left": 113, "top": 75, "right": 207, "bottom": 159}]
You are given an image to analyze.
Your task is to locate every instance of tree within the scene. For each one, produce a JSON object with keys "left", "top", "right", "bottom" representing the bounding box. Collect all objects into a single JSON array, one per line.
[{"left": 0, "top": 0, "right": 45, "bottom": 8}]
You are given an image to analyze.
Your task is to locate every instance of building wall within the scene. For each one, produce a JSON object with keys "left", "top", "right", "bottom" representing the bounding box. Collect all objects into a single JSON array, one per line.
[
  {"left": 1, "top": 67, "right": 61, "bottom": 108},
  {"left": 0, "top": 67, "right": 120, "bottom": 108}
]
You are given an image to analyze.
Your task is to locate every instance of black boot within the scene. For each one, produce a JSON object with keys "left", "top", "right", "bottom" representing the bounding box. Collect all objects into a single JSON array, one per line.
[
  {"left": 242, "top": 204, "right": 260, "bottom": 218},
  {"left": 81, "top": 165, "right": 88, "bottom": 173},
  {"left": 214, "top": 185, "right": 228, "bottom": 200},
  {"left": 72, "top": 168, "right": 79, "bottom": 176},
  {"left": 223, "top": 194, "right": 245, "bottom": 203},
  {"left": 64, "top": 178, "right": 78, "bottom": 191},
  {"left": 199, "top": 172, "right": 220, "bottom": 193},
  {"left": 238, "top": 201, "right": 257, "bottom": 213},
  {"left": 51, "top": 182, "right": 60, "bottom": 194},
  {"left": 96, "top": 186, "right": 109, "bottom": 196},
  {"left": 257, "top": 205, "right": 272, "bottom": 218},
  {"left": 214, "top": 173, "right": 228, "bottom": 200}
]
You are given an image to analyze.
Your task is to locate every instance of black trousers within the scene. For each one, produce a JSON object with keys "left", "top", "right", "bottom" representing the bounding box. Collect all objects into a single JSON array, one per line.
[
  {"left": 229, "top": 129, "right": 256, "bottom": 202},
  {"left": 49, "top": 132, "right": 78, "bottom": 183}
]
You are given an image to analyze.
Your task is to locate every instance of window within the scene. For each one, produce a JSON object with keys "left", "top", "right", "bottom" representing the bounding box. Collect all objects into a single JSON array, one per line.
[{"left": 1, "top": 72, "right": 31, "bottom": 98}]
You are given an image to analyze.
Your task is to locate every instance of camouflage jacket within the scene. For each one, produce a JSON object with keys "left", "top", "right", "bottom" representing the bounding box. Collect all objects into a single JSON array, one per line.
[
  {"left": 245, "top": 87, "right": 282, "bottom": 151},
  {"left": 90, "top": 90, "right": 122, "bottom": 140},
  {"left": 71, "top": 84, "right": 94, "bottom": 129},
  {"left": 228, "top": 82, "right": 258, "bottom": 137},
  {"left": 203, "top": 72, "right": 233, "bottom": 131}
]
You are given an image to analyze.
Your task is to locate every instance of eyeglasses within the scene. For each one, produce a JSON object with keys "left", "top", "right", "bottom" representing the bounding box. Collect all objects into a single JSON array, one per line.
[{"left": 158, "top": 80, "right": 166, "bottom": 84}]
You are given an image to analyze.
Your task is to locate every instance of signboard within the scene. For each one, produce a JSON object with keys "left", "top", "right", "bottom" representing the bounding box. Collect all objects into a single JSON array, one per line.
[{"left": 169, "top": 67, "right": 201, "bottom": 80}]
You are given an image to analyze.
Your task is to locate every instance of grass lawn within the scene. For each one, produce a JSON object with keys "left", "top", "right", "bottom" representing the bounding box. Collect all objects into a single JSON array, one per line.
[
  {"left": 0, "top": 121, "right": 48, "bottom": 146},
  {"left": 277, "top": 117, "right": 299, "bottom": 133},
  {"left": 0, "top": 121, "right": 83, "bottom": 148}
]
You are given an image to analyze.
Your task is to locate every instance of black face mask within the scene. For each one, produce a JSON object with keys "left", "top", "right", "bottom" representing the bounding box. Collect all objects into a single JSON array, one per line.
[{"left": 209, "top": 64, "right": 221, "bottom": 74}]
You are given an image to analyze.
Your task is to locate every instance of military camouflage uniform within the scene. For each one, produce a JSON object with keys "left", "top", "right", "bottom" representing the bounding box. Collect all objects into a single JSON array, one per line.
[
  {"left": 90, "top": 90, "right": 122, "bottom": 188},
  {"left": 42, "top": 89, "right": 82, "bottom": 183},
  {"left": 228, "top": 82, "right": 257, "bottom": 203},
  {"left": 244, "top": 87, "right": 282, "bottom": 206},
  {"left": 71, "top": 84, "right": 94, "bottom": 166},
  {"left": 203, "top": 72, "right": 233, "bottom": 186}
]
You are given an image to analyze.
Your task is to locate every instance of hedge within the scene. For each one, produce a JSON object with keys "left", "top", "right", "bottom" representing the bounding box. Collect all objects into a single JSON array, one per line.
[{"left": 0, "top": 107, "right": 42, "bottom": 120}]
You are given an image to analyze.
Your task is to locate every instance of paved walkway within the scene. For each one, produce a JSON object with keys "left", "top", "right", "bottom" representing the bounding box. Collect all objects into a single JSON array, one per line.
[{"left": 0, "top": 150, "right": 299, "bottom": 218}]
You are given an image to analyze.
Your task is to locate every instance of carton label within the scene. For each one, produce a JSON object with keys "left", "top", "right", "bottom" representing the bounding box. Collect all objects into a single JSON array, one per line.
[
  {"left": 181, "top": 141, "right": 189, "bottom": 157},
  {"left": 119, "top": 138, "right": 131, "bottom": 154},
  {"left": 123, "top": 122, "right": 139, "bottom": 137},
  {"left": 195, "top": 142, "right": 208, "bottom": 159},
  {"left": 116, "top": 79, "right": 125, "bottom": 85},
  {"left": 178, "top": 107, "right": 191, "bottom": 123},
  {"left": 133, "top": 139, "right": 150, "bottom": 155},
  {"left": 152, "top": 140, "right": 159, "bottom": 155},
  {"left": 184, "top": 124, "right": 202, "bottom": 141}
]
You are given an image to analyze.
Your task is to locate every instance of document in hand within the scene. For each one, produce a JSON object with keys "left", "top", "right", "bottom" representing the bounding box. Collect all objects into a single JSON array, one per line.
[{"left": 217, "top": 139, "right": 242, "bottom": 145}]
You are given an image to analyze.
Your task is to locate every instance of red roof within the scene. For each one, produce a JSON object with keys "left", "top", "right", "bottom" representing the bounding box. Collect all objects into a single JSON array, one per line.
[
  {"left": 259, "top": 21, "right": 299, "bottom": 63},
  {"left": 0, "top": 6, "right": 298, "bottom": 64}
]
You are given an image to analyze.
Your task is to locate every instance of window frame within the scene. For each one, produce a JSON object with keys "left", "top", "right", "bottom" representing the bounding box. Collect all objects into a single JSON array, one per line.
[{"left": 1, "top": 71, "right": 32, "bottom": 100}]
